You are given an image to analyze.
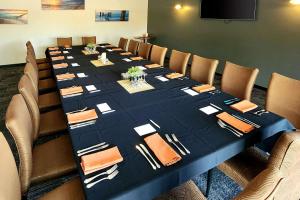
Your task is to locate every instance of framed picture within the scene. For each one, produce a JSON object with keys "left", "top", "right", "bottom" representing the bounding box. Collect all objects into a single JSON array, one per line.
[
  {"left": 0, "top": 9, "right": 28, "bottom": 24},
  {"left": 42, "top": 0, "right": 85, "bottom": 10},
  {"left": 95, "top": 10, "right": 129, "bottom": 22}
]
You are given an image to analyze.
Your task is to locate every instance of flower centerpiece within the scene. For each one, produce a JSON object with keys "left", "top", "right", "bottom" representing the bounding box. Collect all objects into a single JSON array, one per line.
[
  {"left": 86, "top": 43, "right": 97, "bottom": 52},
  {"left": 122, "top": 66, "right": 147, "bottom": 86}
]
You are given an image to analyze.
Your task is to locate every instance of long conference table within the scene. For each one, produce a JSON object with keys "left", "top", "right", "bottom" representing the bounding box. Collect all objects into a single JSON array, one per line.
[{"left": 47, "top": 45, "right": 294, "bottom": 200}]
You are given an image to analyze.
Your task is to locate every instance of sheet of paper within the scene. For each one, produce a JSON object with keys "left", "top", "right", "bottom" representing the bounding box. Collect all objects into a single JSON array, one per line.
[
  {"left": 77, "top": 73, "right": 87, "bottom": 78},
  {"left": 199, "top": 106, "right": 219, "bottom": 115},
  {"left": 137, "top": 66, "right": 146, "bottom": 70},
  {"left": 134, "top": 124, "right": 156, "bottom": 136},
  {"left": 156, "top": 76, "right": 169, "bottom": 82},
  {"left": 97, "top": 103, "right": 112, "bottom": 113},
  {"left": 67, "top": 56, "right": 74, "bottom": 59},
  {"left": 71, "top": 63, "right": 80, "bottom": 67},
  {"left": 65, "top": 47, "right": 72, "bottom": 50},
  {"left": 122, "top": 58, "right": 132, "bottom": 62},
  {"left": 183, "top": 89, "right": 199, "bottom": 96},
  {"left": 63, "top": 51, "right": 69, "bottom": 54},
  {"left": 86, "top": 85, "right": 97, "bottom": 91},
  {"left": 107, "top": 49, "right": 113, "bottom": 52}
]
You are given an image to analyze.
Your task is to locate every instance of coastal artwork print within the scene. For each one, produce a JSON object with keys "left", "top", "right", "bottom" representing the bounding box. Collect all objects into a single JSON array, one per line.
[
  {"left": 42, "top": 0, "right": 85, "bottom": 10},
  {"left": 95, "top": 10, "right": 129, "bottom": 22},
  {"left": 0, "top": 9, "right": 28, "bottom": 24}
]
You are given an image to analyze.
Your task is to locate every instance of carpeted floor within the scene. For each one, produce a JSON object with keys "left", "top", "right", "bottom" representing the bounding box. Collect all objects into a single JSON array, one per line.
[{"left": 0, "top": 64, "right": 266, "bottom": 200}]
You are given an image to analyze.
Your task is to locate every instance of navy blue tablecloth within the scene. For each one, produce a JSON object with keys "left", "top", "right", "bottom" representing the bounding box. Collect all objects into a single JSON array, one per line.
[{"left": 47, "top": 45, "right": 294, "bottom": 200}]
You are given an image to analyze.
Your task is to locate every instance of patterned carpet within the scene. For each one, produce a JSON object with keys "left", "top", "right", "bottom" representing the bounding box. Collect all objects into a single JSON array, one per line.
[{"left": 0, "top": 64, "right": 266, "bottom": 200}]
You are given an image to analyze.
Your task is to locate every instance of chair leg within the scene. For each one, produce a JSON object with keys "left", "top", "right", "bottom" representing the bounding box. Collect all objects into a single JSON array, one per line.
[{"left": 206, "top": 169, "right": 213, "bottom": 197}]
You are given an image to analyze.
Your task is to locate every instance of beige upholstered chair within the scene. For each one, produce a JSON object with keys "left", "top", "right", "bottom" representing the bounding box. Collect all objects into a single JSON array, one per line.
[
  {"left": 26, "top": 53, "right": 52, "bottom": 80},
  {"left": 127, "top": 40, "right": 140, "bottom": 55},
  {"left": 266, "top": 73, "right": 300, "bottom": 129},
  {"left": 26, "top": 41, "right": 49, "bottom": 66},
  {"left": 18, "top": 74, "right": 61, "bottom": 112},
  {"left": 82, "top": 36, "right": 96, "bottom": 45},
  {"left": 24, "top": 63, "right": 56, "bottom": 94},
  {"left": 150, "top": 45, "right": 168, "bottom": 66},
  {"left": 190, "top": 55, "right": 219, "bottom": 85},
  {"left": 169, "top": 50, "right": 191, "bottom": 76},
  {"left": 5, "top": 94, "right": 76, "bottom": 194},
  {"left": 57, "top": 37, "right": 72, "bottom": 47},
  {"left": 138, "top": 42, "right": 152, "bottom": 59},
  {"left": 18, "top": 74, "right": 67, "bottom": 140},
  {"left": 221, "top": 61, "right": 259, "bottom": 101},
  {"left": 118, "top": 37, "right": 128, "bottom": 50},
  {"left": 0, "top": 131, "right": 84, "bottom": 200}
]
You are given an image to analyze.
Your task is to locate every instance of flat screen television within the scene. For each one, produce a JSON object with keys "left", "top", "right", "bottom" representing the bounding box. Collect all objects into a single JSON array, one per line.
[{"left": 201, "top": 0, "right": 257, "bottom": 20}]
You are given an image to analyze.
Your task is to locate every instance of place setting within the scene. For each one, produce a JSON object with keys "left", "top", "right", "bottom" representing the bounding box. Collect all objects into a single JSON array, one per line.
[
  {"left": 60, "top": 85, "right": 84, "bottom": 98},
  {"left": 66, "top": 106, "right": 98, "bottom": 129}
]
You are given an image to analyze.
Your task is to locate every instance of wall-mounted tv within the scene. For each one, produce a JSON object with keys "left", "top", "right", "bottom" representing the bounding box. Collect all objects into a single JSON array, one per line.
[{"left": 201, "top": 0, "right": 257, "bottom": 20}]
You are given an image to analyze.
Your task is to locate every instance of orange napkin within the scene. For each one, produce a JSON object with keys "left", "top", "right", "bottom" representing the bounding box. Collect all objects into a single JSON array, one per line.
[
  {"left": 112, "top": 48, "right": 123, "bottom": 51},
  {"left": 67, "top": 109, "right": 98, "bottom": 125},
  {"left": 130, "top": 56, "right": 143, "bottom": 61},
  {"left": 145, "top": 63, "right": 162, "bottom": 68},
  {"left": 53, "top": 63, "right": 68, "bottom": 69},
  {"left": 166, "top": 73, "right": 184, "bottom": 79},
  {"left": 120, "top": 52, "right": 132, "bottom": 56},
  {"left": 49, "top": 47, "right": 59, "bottom": 51},
  {"left": 64, "top": 45, "right": 71, "bottom": 48},
  {"left": 144, "top": 133, "right": 182, "bottom": 166},
  {"left": 49, "top": 51, "right": 62, "bottom": 56},
  {"left": 81, "top": 146, "right": 123, "bottom": 175},
  {"left": 216, "top": 112, "right": 254, "bottom": 133},
  {"left": 60, "top": 86, "right": 83, "bottom": 96},
  {"left": 51, "top": 56, "right": 65, "bottom": 61},
  {"left": 192, "top": 84, "right": 216, "bottom": 93},
  {"left": 56, "top": 73, "right": 75, "bottom": 80},
  {"left": 230, "top": 100, "right": 258, "bottom": 113}
]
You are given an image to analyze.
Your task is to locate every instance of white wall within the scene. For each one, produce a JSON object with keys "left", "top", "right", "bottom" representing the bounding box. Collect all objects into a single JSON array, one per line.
[{"left": 0, "top": 0, "right": 148, "bottom": 65}]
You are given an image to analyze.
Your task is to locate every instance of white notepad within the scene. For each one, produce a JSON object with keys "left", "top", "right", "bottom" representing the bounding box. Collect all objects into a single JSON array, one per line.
[
  {"left": 183, "top": 89, "right": 199, "bottom": 96},
  {"left": 107, "top": 49, "right": 113, "bottom": 52},
  {"left": 134, "top": 124, "right": 156, "bottom": 136},
  {"left": 71, "top": 63, "right": 80, "bottom": 67},
  {"left": 199, "top": 106, "right": 219, "bottom": 115},
  {"left": 86, "top": 85, "right": 97, "bottom": 91},
  {"left": 67, "top": 56, "right": 74, "bottom": 59},
  {"left": 63, "top": 51, "right": 69, "bottom": 54},
  {"left": 156, "top": 76, "right": 169, "bottom": 82},
  {"left": 122, "top": 58, "right": 132, "bottom": 62},
  {"left": 137, "top": 66, "right": 147, "bottom": 70},
  {"left": 97, "top": 103, "right": 112, "bottom": 113},
  {"left": 77, "top": 73, "right": 87, "bottom": 78}
]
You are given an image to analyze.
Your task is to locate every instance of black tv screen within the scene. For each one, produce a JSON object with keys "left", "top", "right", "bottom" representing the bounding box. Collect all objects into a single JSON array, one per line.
[{"left": 201, "top": 0, "right": 256, "bottom": 20}]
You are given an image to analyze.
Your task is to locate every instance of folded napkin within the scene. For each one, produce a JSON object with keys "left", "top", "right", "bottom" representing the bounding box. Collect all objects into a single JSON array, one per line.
[
  {"left": 230, "top": 100, "right": 258, "bottom": 113},
  {"left": 112, "top": 48, "right": 123, "bottom": 51},
  {"left": 81, "top": 146, "right": 123, "bottom": 175},
  {"left": 49, "top": 51, "right": 62, "bottom": 56},
  {"left": 145, "top": 63, "right": 162, "bottom": 68},
  {"left": 64, "top": 45, "right": 71, "bottom": 48},
  {"left": 216, "top": 112, "right": 254, "bottom": 133},
  {"left": 56, "top": 73, "right": 75, "bottom": 80},
  {"left": 49, "top": 47, "right": 59, "bottom": 51},
  {"left": 130, "top": 56, "right": 144, "bottom": 61},
  {"left": 60, "top": 86, "right": 83, "bottom": 96},
  {"left": 120, "top": 52, "right": 132, "bottom": 56},
  {"left": 144, "top": 133, "right": 182, "bottom": 166},
  {"left": 67, "top": 109, "right": 98, "bottom": 125},
  {"left": 53, "top": 63, "right": 68, "bottom": 69},
  {"left": 166, "top": 73, "right": 184, "bottom": 79},
  {"left": 51, "top": 56, "right": 65, "bottom": 61},
  {"left": 192, "top": 84, "right": 216, "bottom": 93}
]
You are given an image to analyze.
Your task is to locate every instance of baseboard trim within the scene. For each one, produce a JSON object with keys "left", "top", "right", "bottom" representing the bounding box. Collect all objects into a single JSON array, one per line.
[{"left": 0, "top": 63, "right": 25, "bottom": 68}]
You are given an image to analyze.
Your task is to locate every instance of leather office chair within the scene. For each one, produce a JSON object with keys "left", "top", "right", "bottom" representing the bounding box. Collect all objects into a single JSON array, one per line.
[
  {"left": 18, "top": 74, "right": 61, "bottom": 112},
  {"left": 169, "top": 49, "right": 191, "bottom": 76},
  {"left": 150, "top": 45, "right": 168, "bottom": 66},
  {"left": 127, "top": 40, "right": 140, "bottom": 55},
  {"left": 118, "top": 37, "right": 128, "bottom": 50},
  {"left": 82, "top": 36, "right": 96, "bottom": 45},
  {"left": 18, "top": 75, "right": 67, "bottom": 140},
  {"left": 221, "top": 61, "right": 259, "bottom": 101},
  {"left": 266, "top": 73, "right": 300, "bottom": 129},
  {"left": 57, "top": 37, "right": 72, "bottom": 47},
  {"left": 138, "top": 42, "right": 152, "bottom": 60},
  {"left": 190, "top": 55, "right": 219, "bottom": 85},
  {"left": 5, "top": 94, "right": 76, "bottom": 193},
  {"left": 0, "top": 131, "right": 84, "bottom": 200},
  {"left": 26, "top": 53, "right": 52, "bottom": 80}
]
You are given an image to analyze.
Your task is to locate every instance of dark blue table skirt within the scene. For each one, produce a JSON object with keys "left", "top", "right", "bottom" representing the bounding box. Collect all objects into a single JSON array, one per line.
[{"left": 47, "top": 45, "right": 294, "bottom": 200}]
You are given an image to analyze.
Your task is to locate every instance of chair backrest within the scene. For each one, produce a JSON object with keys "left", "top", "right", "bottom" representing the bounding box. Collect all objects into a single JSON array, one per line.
[
  {"left": 127, "top": 40, "right": 139, "bottom": 55},
  {"left": 26, "top": 52, "right": 38, "bottom": 70},
  {"left": 150, "top": 45, "right": 168, "bottom": 66},
  {"left": 169, "top": 49, "right": 191, "bottom": 76},
  {"left": 57, "top": 37, "right": 72, "bottom": 47},
  {"left": 235, "top": 132, "right": 300, "bottom": 200},
  {"left": 18, "top": 75, "right": 40, "bottom": 141},
  {"left": 26, "top": 41, "right": 36, "bottom": 60},
  {"left": 5, "top": 94, "right": 34, "bottom": 194},
  {"left": 0, "top": 132, "right": 22, "bottom": 200},
  {"left": 221, "top": 61, "right": 259, "bottom": 101},
  {"left": 138, "top": 42, "right": 152, "bottom": 59},
  {"left": 118, "top": 37, "right": 128, "bottom": 50},
  {"left": 82, "top": 36, "right": 96, "bottom": 45},
  {"left": 24, "top": 62, "right": 39, "bottom": 92},
  {"left": 190, "top": 55, "right": 219, "bottom": 85},
  {"left": 266, "top": 73, "right": 300, "bottom": 129}
]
